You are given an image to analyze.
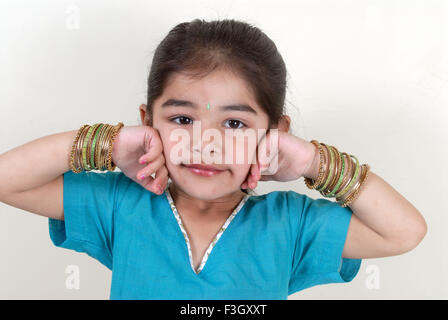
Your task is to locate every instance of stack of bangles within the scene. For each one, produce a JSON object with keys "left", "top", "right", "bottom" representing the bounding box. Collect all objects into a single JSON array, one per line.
[
  {"left": 69, "top": 122, "right": 124, "bottom": 173},
  {"left": 304, "top": 140, "right": 371, "bottom": 208}
]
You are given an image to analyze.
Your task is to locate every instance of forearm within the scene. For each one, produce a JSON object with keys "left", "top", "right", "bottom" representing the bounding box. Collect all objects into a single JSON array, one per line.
[
  {"left": 304, "top": 143, "right": 427, "bottom": 250},
  {"left": 344, "top": 171, "right": 426, "bottom": 244},
  {"left": 0, "top": 130, "right": 77, "bottom": 194}
]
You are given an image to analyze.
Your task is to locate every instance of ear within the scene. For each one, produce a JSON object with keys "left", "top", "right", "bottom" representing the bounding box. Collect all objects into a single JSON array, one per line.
[
  {"left": 270, "top": 115, "right": 291, "bottom": 133},
  {"left": 139, "top": 104, "right": 149, "bottom": 126}
]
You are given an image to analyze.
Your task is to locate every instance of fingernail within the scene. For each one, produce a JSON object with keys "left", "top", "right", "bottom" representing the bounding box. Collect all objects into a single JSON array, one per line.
[
  {"left": 140, "top": 159, "right": 146, "bottom": 164},
  {"left": 139, "top": 174, "right": 145, "bottom": 180},
  {"left": 155, "top": 185, "right": 163, "bottom": 194}
]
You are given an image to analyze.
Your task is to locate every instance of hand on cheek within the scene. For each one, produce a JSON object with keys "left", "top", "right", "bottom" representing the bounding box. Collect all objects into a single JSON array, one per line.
[
  {"left": 241, "top": 162, "right": 262, "bottom": 190},
  {"left": 240, "top": 132, "right": 271, "bottom": 190}
]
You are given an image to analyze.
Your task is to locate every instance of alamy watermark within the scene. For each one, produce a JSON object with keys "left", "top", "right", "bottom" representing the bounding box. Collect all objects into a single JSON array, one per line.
[
  {"left": 65, "top": 264, "right": 80, "bottom": 290},
  {"left": 365, "top": 264, "right": 380, "bottom": 290},
  {"left": 65, "top": 4, "right": 80, "bottom": 30},
  {"left": 168, "top": 121, "right": 280, "bottom": 175}
]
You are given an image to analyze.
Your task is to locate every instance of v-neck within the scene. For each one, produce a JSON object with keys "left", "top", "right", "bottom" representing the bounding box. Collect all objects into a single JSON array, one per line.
[{"left": 163, "top": 181, "right": 251, "bottom": 276}]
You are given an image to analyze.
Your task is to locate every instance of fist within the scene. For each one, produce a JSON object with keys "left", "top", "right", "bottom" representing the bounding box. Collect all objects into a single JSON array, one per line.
[{"left": 111, "top": 125, "right": 169, "bottom": 195}]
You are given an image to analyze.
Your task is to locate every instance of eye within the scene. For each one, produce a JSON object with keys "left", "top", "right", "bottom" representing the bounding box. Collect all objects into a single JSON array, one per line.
[
  {"left": 224, "top": 119, "right": 247, "bottom": 129},
  {"left": 170, "top": 116, "right": 193, "bottom": 125}
]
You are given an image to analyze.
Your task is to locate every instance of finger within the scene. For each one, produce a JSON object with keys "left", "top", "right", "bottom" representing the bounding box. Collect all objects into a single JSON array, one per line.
[
  {"left": 240, "top": 176, "right": 249, "bottom": 190},
  {"left": 248, "top": 163, "right": 261, "bottom": 189},
  {"left": 152, "top": 165, "right": 169, "bottom": 194},
  {"left": 137, "top": 155, "right": 165, "bottom": 181},
  {"left": 139, "top": 164, "right": 168, "bottom": 195},
  {"left": 242, "top": 164, "right": 260, "bottom": 190},
  {"left": 240, "top": 162, "right": 256, "bottom": 190},
  {"left": 139, "top": 176, "right": 160, "bottom": 194},
  {"left": 138, "top": 146, "right": 163, "bottom": 165},
  {"left": 251, "top": 161, "right": 260, "bottom": 179},
  {"left": 239, "top": 132, "right": 267, "bottom": 190}
]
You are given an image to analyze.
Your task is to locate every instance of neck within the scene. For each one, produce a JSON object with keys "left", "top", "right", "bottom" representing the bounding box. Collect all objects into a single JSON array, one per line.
[{"left": 168, "top": 182, "right": 247, "bottom": 220}]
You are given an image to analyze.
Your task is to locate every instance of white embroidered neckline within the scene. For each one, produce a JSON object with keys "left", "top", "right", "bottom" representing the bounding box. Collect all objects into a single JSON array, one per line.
[{"left": 164, "top": 182, "right": 250, "bottom": 275}]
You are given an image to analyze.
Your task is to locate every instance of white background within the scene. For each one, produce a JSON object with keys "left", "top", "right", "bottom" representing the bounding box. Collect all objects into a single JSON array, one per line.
[{"left": 0, "top": 0, "right": 446, "bottom": 299}]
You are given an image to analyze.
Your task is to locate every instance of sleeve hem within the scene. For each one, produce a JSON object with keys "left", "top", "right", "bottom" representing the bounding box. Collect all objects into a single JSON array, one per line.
[
  {"left": 48, "top": 218, "right": 113, "bottom": 270},
  {"left": 288, "top": 258, "right": 362, "bottom": 296}
]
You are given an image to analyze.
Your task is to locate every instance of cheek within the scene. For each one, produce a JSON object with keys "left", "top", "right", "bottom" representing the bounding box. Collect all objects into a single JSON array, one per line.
[
  {"left": 225, "top": 132, "right": 258, "bottom": 166},
  {"left": 224, "top": 134, "right": 256, "bottom": 181},
  {"left": 229, "top": 163, "right": 252, "bottom": 183},
  {"left": 159, "top": 128, "right": 190, "bottom": 166}
]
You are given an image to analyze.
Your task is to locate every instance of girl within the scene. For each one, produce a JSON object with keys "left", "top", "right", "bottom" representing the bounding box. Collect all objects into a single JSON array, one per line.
[{"left": 0, "top": 19, "right": 426, "bottom": 300}]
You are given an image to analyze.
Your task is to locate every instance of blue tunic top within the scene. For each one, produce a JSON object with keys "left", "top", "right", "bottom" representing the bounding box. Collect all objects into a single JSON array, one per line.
[{"left": 48, "top": 170, "right": 361, "bottom": 300}]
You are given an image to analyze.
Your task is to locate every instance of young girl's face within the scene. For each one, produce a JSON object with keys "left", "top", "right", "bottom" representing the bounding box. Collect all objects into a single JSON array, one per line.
[{"left": 147, "top": 68, "right": 270, "bottom": 200}]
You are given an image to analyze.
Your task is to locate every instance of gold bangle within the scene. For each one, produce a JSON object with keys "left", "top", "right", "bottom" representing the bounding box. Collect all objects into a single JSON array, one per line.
[
  {"left": 304, "top": 140, "right": 327, "bottom": 189},
  {"left": 69, "top": 124, "right": 89, "bottom": 173},
  {"left": 315, "top": 144, "right": 330, "bottom": 190},
  {"left": 95, "top": 124, "right": 108, "bottom": 170},
  {"left": 98, "top": 124, "right": 114, "bottom": 171},
  {"left": 340, "top": 164, "right": 370, "bottom": 207},
  {"left": 316, "top": 143, "right": 336, "bottom": 192},
  {"left": 69, "top": 123, "right": 124, "bottom": 173},
  {"left": 76, "top": 125, "right": 90, "bottom": 171},
  {"left": 339, "top": 163, "right": 368, "bottom": 204},
  {"left": 323, "top": 145, "right": 341, "bottom": 194},
  {"left": 106, "top": 122, "right": 124, "bottom": 171},
  {"left": 337, "top": 164, "right": 363, "bottom": 203},
  {"left": 304, "top": 139, "right": 371, "bottom": 208}
]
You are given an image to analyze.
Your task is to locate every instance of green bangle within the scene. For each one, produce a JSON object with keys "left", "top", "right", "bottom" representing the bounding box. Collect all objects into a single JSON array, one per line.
[
  {"left": 317, "top": 143, "right": 334, "bottom": 192},
  {"left": 335, "top": 154, "right": 360, "bottom": 199},
  {"left": 323, "top": 150, "right": 346, "bottom": 198},
  {"left": 82, "top": 124, "right": 99, "bottom": 170},
  {"left": 90, "top": 123, "right": 104, "bottom": 170}
]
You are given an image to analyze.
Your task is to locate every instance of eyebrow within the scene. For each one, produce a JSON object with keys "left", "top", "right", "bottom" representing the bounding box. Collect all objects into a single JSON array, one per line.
[{"left": 161, "top": 99, "right": 258, "bottom": 115}]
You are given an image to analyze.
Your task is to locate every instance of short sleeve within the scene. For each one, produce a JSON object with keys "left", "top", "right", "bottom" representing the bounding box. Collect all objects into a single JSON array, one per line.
[
  {"left": 48, "top": 170, "right": 122, "bottom": 270},
  {"left": 287, "top": 191, "right": 362, "bottom": 295}
]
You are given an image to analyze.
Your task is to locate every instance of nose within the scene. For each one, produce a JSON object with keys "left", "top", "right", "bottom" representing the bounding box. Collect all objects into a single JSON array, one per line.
[{"left": 191, "top": 121, "right": 223, "bottom": 163}]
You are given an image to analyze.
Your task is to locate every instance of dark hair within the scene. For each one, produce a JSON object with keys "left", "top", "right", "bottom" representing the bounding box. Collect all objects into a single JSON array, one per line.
[{"left": 145, "top": 19, "right": 288, "bottom": 194}]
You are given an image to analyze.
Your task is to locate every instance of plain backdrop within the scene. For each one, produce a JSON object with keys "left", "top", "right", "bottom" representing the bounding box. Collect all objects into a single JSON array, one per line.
[{"left": 0, "top": 0, "right": 447, "bottom": 299}]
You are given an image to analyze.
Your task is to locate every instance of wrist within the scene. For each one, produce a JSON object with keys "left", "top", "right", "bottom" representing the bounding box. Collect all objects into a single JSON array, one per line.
[
  {"left": 303, "top": 142, "right": 320, "bottom": 180},
  {"left": 111, "top": 125, "right": 126, "bottom": 167}
]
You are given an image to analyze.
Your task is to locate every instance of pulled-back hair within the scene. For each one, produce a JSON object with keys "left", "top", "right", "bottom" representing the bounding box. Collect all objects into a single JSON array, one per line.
[{"left": 145, "top": 18, "right": 287, "bottom": 129}]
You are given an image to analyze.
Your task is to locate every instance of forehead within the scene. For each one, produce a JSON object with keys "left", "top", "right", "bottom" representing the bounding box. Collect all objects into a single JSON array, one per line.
[{"left": 156, "top": 68, "right": 263, "bottom": 114}]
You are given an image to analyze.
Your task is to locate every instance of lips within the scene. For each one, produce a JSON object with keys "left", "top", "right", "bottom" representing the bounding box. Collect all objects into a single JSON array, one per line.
[
  {"left": 182, "top": 163, "right": 227, "bottom": 177},
  {"left": 182, "top": 163, "right": 225, "bottom": 171}
]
